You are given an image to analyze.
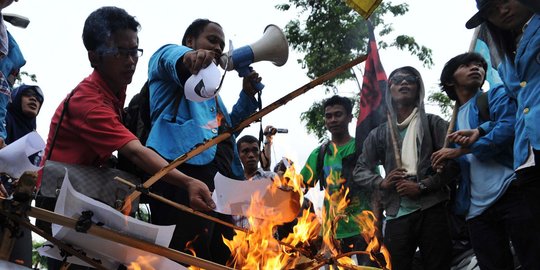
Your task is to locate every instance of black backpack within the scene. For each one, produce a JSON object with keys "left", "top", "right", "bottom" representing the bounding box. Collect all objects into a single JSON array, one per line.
[{"left": 117, "top": 81, "right": 183, "bottom": 182}]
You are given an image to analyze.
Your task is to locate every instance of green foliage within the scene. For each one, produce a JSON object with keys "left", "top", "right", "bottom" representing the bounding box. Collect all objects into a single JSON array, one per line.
[
  {"left": 300, "top": 100, "right": 327, "bottom": 142},
  {"left": 277, "top": 0, "right": 434, "bottom": 141},
  {"left": 427, "top": 91, "right": 453, "bottom": 119},
  {"left": 14, "top": 70, "right": 38, "bottom": 87},
  {"left": 32, "top": 239, "right": 47, "bottom": 269}
]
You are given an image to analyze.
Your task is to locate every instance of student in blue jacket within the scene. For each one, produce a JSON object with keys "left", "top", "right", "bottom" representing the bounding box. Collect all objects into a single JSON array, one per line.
[
  {"left": 432, "top": 52, "right": 540, "bottom": 270},
  {"left": 146, "top": 18, "right": 262, "bottom": 265}
]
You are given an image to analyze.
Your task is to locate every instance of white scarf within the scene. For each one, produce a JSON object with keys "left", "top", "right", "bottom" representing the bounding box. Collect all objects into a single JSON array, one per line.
[{"left": 396, "top": 108, "right": 418, "bottom": 175}]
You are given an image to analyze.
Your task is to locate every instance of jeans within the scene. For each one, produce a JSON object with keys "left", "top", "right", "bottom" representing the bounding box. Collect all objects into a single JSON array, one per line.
[
  {"left": 384, "top": 202, "right": 452, "bottom": 270},
  {"left": 467, "top": 181, "right": 540, "bottom": 270}
]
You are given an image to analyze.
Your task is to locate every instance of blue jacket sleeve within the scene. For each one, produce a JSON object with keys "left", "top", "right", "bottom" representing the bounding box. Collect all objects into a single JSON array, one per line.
[
  {"left": 470, "top": 84, "right": 516, "bottom": 161},
  {"left": 148, "top": 44, "right": 191, "bottom": 86}
]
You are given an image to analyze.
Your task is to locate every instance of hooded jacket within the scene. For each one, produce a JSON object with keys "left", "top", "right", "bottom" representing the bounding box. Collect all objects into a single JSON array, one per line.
[
  {"left": 5, "top": 84, "right": 43, "bottom": 144},
  {"left": 353, "top": 66, "right": 459, "bottom": 217}
]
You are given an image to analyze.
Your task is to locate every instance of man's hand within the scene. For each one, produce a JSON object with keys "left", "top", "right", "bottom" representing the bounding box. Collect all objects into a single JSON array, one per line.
[
  {"left": 447, "top": 129, "right": 480, "bottom": 147},
  {"left": 0, "top": 137, "right": 5, "bottom": 149},
  {"left": 380, "top": 168, "right": 407, "bottom": 190},
  {"left": 242, "top": 70, "right": 262, "bottom": 97},
  {"left": 186, "top": 179, "right": 216, "bottom": 211},
  {"left": 431, "top": 147, "right": 467, "bottom": 169},
  {"left": 183, "top": 49, "right": 217, "bottom": 75},
  {"left": 395, "top": 180, "right": 421, "bottom": 198}
]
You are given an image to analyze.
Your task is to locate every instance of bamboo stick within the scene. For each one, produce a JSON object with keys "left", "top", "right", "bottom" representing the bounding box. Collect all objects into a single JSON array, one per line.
[
  {"left": 123, "top": 55, "right": 368, "bottom": 207},
  {"left": 11, "top": 203, "right": 234, "bottom": 270},
  {"left": 115, "top": 176, "right": 313, "bottom": 258},
  {"left": 443, "top": 101, "right": 459, "bottom": 148},
  {"left": 386, "top": 111, "right": 402, "bottom": 168}
]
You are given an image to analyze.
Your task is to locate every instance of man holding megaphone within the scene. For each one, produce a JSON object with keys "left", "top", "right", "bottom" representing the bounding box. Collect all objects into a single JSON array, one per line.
[{"left": 145, "top": 18, "right": 262, "bottom": 265}]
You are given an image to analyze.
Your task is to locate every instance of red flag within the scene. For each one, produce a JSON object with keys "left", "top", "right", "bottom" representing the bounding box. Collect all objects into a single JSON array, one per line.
[{"left": 355, "top": 21, "right": 387, "bottom": 153}]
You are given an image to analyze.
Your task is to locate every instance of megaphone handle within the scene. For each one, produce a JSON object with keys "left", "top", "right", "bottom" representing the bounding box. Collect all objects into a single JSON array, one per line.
[
  {"left": 253, "top": 81, "right": 265, "bottom": 91},
  {"left": 240, "top": 66, "right": 265, "bottom": 91}
]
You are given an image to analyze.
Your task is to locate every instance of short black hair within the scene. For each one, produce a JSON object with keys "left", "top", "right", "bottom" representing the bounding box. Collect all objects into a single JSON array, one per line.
[
  {"left": 323, "top": 95, "right": 352, "bottom": 116},
  {"left": 181, "top": 18, "right": 222, "bottom": 46},
  {"left": 82, "top": 6, "right": 140, "bottom": 51},
  {"left": 440, "top": 52, "right": 487, "bottom": 100},
  {"left": 237, "top": 135, "right": 259, "bottom": 149}
]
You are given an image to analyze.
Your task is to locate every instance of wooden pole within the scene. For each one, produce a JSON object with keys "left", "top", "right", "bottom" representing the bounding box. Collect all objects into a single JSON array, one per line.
[
  {"left": 123, "top": 55, "right": 368, "bottom": 207},
  {"left": 443, "top": 102, "right": 459, "bottom": 148},
  {"left": 6, "top": 203, "right": 233, "bottom": 270},
  {"left": 386, "top": 111, "right": 402, "bottom": 168},
  {"left": 115, "top": 177, "right": 313, "bottom": 258}
]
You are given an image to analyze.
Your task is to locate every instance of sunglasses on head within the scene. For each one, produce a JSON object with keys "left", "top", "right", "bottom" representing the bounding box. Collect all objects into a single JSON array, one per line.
[{"left": 389, "top": 75, "right": 418, "bottom": 84}]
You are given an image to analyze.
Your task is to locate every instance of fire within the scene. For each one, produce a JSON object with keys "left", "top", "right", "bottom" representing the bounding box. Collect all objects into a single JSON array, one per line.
[
  {"left": 223, "top": 162, "right": 391, "bottom": 270},
  {"left": 355, "top": 211, "right": 391, "bottom": 270},
  {"left": 127, "top": 255, "right": 158, "bottom": 270}
]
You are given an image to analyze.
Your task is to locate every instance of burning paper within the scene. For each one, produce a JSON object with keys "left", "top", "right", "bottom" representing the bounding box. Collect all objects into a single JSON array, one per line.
[
  {"left": 0, "top": 131, "right": 44, "bottom": 178},
  {"left": 38, "top": 169, "right": 184, "bottom": 269},
  {"left": 212, "top": 172, "right": 300, "bottom": 223}
]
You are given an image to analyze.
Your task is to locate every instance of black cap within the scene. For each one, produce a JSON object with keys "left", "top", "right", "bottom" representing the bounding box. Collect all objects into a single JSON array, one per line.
[{"left": 466, "top": 0, "right": 491, "bottom": 29}]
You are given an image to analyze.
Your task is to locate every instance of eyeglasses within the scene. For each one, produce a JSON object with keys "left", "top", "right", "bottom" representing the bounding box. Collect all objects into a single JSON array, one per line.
[
  {"left": 389, "top": 75, "right": 418, "bottom": 85},
  {"left": 101, "top": 47, "right": 144, "bottom": 59}
]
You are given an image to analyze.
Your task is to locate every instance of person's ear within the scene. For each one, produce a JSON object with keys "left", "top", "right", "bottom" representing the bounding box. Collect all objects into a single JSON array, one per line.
[
  {"left": 88, "top": 51, "right": 100, "bottom": 68},
  {"left": 185, "top": 36, "right": 195, "bottom": 48}
]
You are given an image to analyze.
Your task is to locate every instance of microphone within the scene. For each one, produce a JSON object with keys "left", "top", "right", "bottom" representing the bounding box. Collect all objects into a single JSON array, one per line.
[{"left": 263, "top": 128, "right": 288, "bottom": 135}]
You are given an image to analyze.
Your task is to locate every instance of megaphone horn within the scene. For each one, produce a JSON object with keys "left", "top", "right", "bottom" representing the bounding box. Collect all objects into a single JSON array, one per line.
[
  {"left": 251, "top": 24, "right": 289, "bottom": 67},
  {"left": 220, "top": 24, "right": 289, "bottom": 91}
]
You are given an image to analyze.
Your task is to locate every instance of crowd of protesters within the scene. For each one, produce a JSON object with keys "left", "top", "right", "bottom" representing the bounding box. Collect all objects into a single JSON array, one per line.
[{"left": 0, "top": 0, "right": 539, "bottom": 269}]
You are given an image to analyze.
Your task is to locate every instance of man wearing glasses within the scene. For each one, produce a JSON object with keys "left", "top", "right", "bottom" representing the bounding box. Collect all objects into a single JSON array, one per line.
[
  {"left": 354, "top": 66, "right": 457, "bottom": 270},
  {"left": 39, "top": 9, "right": 216, "bottom": 269}
]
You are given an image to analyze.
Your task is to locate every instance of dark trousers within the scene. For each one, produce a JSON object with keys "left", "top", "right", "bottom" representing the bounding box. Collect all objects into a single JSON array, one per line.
[
  {"left": 515, "top": 164, "right": 540, "bottom": 232},
  {"left": 467, "top": 180, "right": 540, "bottom": 270},
  {"left": 384, "top": 202, "right": 452, "bottom": 270},
  {"left": 149, "top": 163, "right": 234, "bottom": 266}
]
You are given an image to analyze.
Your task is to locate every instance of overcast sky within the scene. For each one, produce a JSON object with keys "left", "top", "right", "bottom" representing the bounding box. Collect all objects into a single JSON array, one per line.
[{"left": 5, "top": 0, "right": 477, "bottom": 169}]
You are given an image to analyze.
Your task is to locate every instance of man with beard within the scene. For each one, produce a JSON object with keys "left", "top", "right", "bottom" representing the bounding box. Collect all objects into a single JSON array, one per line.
[
  {"left": 432, "top": 52, "right": 539, "bottom": 269},
  {"left": 353, "top": 66, "right": 457, "bottom": 270}
]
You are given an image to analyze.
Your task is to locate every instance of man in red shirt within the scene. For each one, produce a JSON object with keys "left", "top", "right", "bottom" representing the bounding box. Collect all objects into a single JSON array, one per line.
[{"left": 41, "top": 7, "right": 215, "bottom": 218}]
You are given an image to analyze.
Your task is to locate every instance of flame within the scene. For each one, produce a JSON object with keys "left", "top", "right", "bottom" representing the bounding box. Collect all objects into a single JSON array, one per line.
[
  {"left": 355, "top": 211, "right": 392, "bottom": 270},
  {"left": 127, "top": 255, "right": 158, "bottom": 270},
  {"left": 223, "top": 162, "right": 391, "bottom": 269}
]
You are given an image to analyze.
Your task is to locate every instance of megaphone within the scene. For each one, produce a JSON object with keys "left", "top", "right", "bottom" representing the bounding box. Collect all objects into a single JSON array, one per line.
[{"left": 220, "top": 24, "right": 289, "bottom": 91}]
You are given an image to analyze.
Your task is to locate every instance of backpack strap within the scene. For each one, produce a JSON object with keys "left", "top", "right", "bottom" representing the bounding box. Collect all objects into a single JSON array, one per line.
[
  {"left": 46, "top": 90, "right": 76, "bottom": 161},
  {"left": 316, "top": 141, "right": 329, "bottom": 190},
  {"left": 146, "top": 81, "right": 184, "bottom": 126},
  {"left": 476, "top": 91, "right": 490, "bottom": 122}
]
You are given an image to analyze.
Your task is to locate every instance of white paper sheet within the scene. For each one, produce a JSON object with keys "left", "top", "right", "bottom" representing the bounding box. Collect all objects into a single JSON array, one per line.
[
  {"left": 212, "top": 172, "right": 300, "bottom": 223},
  {"left": 304, "top": 181, "right": 325, "bottom": 222},
  {"left": 39, "top": 169, "right": 184, "bottom": 269},
  {"left": 185, "top": 62, "right": 222, "bottom": 102},
  {"left": 0, "top": 131, "right": 44, "bottom": 178},
  {"left": 212, "top": 172, "right": 272, "bottom": 216}
]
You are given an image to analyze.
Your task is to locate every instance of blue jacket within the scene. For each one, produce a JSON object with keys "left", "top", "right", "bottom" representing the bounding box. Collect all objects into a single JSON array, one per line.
[
  {"left": 453, "top": 86, "right": 516, "bottom": 217},
  {"left": 146, "top": 44, "right": 258, "bottom": 179},
  {"left": 499, "top": 14, "right": 540, "bottom": 169},
  {"left": 0, "top": 31, "right": 25, "bottom": 139}
]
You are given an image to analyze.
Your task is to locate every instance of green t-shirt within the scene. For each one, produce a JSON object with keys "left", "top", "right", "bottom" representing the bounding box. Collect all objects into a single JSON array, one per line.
[{"left": 300, "top": 138, "right": 370, "bottom": 239}]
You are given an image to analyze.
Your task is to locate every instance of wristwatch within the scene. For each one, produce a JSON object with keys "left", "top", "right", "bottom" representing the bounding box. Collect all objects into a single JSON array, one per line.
[{"left": 418, "top": 182, "right": 428, "bottom": 194}]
